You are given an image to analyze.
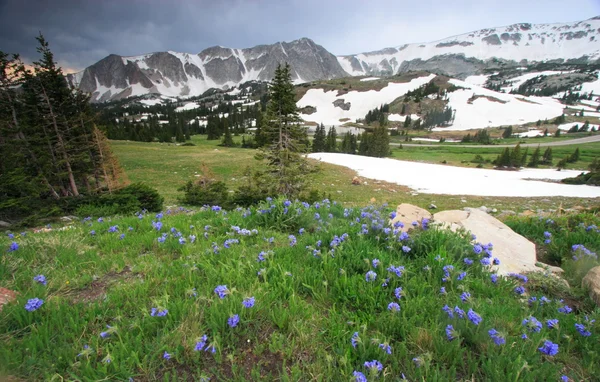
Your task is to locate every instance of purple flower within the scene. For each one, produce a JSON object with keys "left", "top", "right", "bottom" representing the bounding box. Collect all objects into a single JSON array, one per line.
[
  {"left": 108, "top": 225, "right": 118, "bottom": 233},
  {"left": 388, "top": 302, "right": 400, "bottom": 312},
  {"left": 100, "top": 325, "right": 114, "bottom": 338},
  {"left": 467, "top": 309, "right": 482, "bottom": 325},
  {"left": 558, "top": 305, "right": 573, "bottom": 314},
  {"left": 457, "top": 272, "right": 467, "bottom": 281},
  {"left": 242, "top": 297, "right": 255, "bottom": 308},
  {"left": 491, "top": 274, "right": 498, "bottom": 284},
  {"left": 24, "top": 298, "right": 43, "bottom": 312},
  {"left": 194, "top": 335, "right": 208, "bottom": 351},
  {"left": 351, "top": 332, "right": 360, "bottom": 348},
  {"left": 460, "top": 292, "right": 471, "bottom": 302},
  {"left": 543, "top": 231, "right": 552, "bottom": 238},
  {"left": 538, "top": 340, "right": 559, "bottom": 356},
  {"left": 288, "top": 235, "right": 297, "bottom": 246},
  {"left": 353, "top": 371, "right": 367, "bottom": 382},
  {"left": 442, "top": 305, "right": 453, "bottom": 318},
  {"left": 365, "top": 271, "right": 377, "bottom": 282},
  {"left": 33, "top": 274, "right": 47, "bottom": 286},
  {"left": 401, "top": 245, "right": 411, "bottom": 253},
  {"left": 463, "top": 258, "right": 473, "bottom": 265},
  {"left": 150, "top": 308, "right": 168, "bottom": 317},
  {"left": 379, "top": 343, "right": 392, "bottom": 354},
  {"left": 228, "top": 314, "right": 240, "bottom": 328},
  {"left": 372, "top": 258, "right": 380, "bottom": 268},
  {"left": 522, "top": 316, "right": 542, "bottom": 332},
  {"left": 546, "top": 319, "right": 559, "bottom": 329},
  {"left": 493, "top": 258, "right": 500, "bottom": 265},
  {"left": 163, "top": 351, "right": 171, "bottom": 360},
  {"left": 364, "top": 359, "right": 383, "bottom": 372},
  {"left": 90, "top": 230, "right": 96, "bottom": 236},
  {"left": 575, "top": 323, "right": 591, "bottom": 337},
  {"left": 439, "top": 287, "right": 447, "bottom": 295},
  {"left": 8, "top": 241, "right": 19, "bottom": 252},
  {"left": 214, "top": 285, "right": 229, "bottom": 299},
  {"left": 488, "top": 329, "right": 505, "bottom": 346},
  {"left": 480, "top": 257, "right": 491, "bottom": 266},
  {"left": 394, "top": 287, "right": 403, "bottom": 300},
  {"left": 445, "top": 324, "right": 457, "bottom": 341},
  {"left": 514, "top": 286, "right": 526, "bottom": 295},
  {"left": 387, "top": 265, "right": 405, "bottom": 277},
  {"left": 473, "top": 244, "right": 483, "bottom": 254}
]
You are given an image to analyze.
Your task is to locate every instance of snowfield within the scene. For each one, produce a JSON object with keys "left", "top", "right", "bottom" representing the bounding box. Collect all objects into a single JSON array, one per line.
[
  {"left": 297, "top": 74, "right": 436, "bottom": 125},
  {"left": 432, "top": 79, "right": 564, "bottom": 131},
  {"left": 307, "top": 153, "right": 600, "bottom": 197},
  {"left": 388, "top": 113, "right": 420, "bottom": 122},
  {"left": 557, "top": 122, "right": 600, "bottom": 131},
  {"left": 517, "top": 130, "right": 543, "bottom": 137},
  {"left": 360, "top": 77, "right": 380, "bottom": 82}
]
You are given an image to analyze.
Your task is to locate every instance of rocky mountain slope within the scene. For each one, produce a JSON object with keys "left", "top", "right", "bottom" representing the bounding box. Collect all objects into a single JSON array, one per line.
[
  {"left": 68, "top": 38, "right": 347, "bottom": 102},
  {"left": 339, "top": 17, "right": 600, "bottom": 78},
  {"left": 70, "top": 17, "right": 600, "bottom": 102}
]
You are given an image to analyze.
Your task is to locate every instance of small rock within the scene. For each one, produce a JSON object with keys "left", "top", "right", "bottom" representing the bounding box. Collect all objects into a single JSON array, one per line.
[
  {"left": 478, "top": 206, "right": 489, "bottom": 213},
  {"left": 583, "top": 266, "right": 600, "bottom": 307},
  {"left": 0, "top": 221, "right": 11, "bottom": 228},
  {"left": 461, "top": 199, "right": 467, "bottom": 203},
  {"left": 0, "top": 287, "right": 17, "bottom": 312},
  {"left": 60, "top": 216, "right": 77, "bottom": 222},
  {"left": 352, "top": 176, "right": 361, "bottom": 185},
  {"left": 429, "top": 204, "right": 437, "bottom": 210},
  {"left": 491, "top": 208, "right": 498, "bottom": 213}
]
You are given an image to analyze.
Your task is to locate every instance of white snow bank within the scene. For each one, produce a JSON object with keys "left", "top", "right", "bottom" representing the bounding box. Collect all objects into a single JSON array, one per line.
[
  {"left": 388, "top": 113, "right": 420, "bottom": 122},
  {"left": 557, "top": 122, "right": 600, "bottom": 131},
  {"left": 139, "top": 99, "right": 163, "bottom": 106},
  {"left": 432, "top": 79, "right": 564, "bottom": 131},
  {"left": 297, "top": 74, "right": 435, "bottom": 126},
  {"left": 464, "top": 75, "right": 489, "bottom": 87},
  {"left": 175, "top": 102, "right": 200, "bottom": 112},
  {"left": 579, "top": 100, "right": 599, "bottom": 108},
  {"left": 411, "top": 138, "right": 442, "bottom": 142},
  {"left": 360, "top": 77, "right": 380, "bottom": 82},
  {"left": 501, "top": 71, "right": 572, "bottom": 92},
  {"left": 307, "top": 153, "right": 600, "bottom": 197},
  {"left": 517, "top": 130, "right": 543, "bottom": 137},
  {"left": 578, "top": 74, "right": 600, "bottom": 95}
]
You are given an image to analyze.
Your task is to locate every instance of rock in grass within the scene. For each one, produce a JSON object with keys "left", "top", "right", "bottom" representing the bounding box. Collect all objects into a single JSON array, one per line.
[
  {"left": 433, "top": 209, "right": 541, "bottom": 276},
  {"left": 0, "top": 287, "right": 17, "bottom": 312},
  {"left": 583, "top": 266, "right": 600, "bottom": 307},
  {"left": 391, "top": 203, "right": 432, "bottom": 232}
]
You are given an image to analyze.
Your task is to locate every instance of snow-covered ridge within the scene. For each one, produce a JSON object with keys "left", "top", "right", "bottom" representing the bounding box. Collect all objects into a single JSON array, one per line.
[{"left": 338, "top": 17, "right": 600, "bottom": 76}]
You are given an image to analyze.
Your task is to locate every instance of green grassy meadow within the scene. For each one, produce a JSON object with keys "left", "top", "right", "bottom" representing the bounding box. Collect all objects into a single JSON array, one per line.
[{"left": 1, "top": 199, "right": 599, "bottom": 381}]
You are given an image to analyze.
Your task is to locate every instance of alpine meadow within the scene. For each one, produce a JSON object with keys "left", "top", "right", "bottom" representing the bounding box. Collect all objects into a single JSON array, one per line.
[{"left": 1, "top": 3, "right": 600, "bottom": 382}]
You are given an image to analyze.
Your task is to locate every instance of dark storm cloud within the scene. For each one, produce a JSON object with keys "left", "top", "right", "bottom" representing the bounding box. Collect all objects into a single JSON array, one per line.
[{"left": 1, "top": 0, "right": 599, "bottom": 72}]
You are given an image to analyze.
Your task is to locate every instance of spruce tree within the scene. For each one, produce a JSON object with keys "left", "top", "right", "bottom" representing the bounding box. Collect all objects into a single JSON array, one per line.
[
  {"left": 311, "top": 123, "right": 326, "bottom": 152},
  {"left": 568, "top": 147, "right": 580, "bottom": 163},
  {"left": 510, "top": 143, "right": 522, "bottom": 167},
  {"left": 502, "top": 126, "right": 513, "bottom": 139},
  {"left": 257, "top": 63, "right": 309, "bottom": 197},
  {"left": 325, "top": 126, "right": 338, "bottom": 152},
  {"left": 542, "top": 147, "right": 553, "bottom": 165},
  {"left": 528, "top": 146, "right": 541, "bottom": 167},
  {"left": 221, "top": 119, "right": 234, "bottom": 147}
]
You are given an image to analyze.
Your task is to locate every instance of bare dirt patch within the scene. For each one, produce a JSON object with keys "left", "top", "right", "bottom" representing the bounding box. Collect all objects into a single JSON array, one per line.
[{"left": 70, "top": 266, "right": 136, "bottom": 303}]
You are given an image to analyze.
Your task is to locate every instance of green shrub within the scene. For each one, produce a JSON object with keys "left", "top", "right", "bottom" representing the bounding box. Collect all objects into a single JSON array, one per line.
[
  {"left": 178, "top": 179, "right": 230, "bottom": 207},
  {"left": 114, "top": 183, "right": 164, "bottom": 212},
  {"left": 180, "top": 142, "right": 196, "bottom": 146}
]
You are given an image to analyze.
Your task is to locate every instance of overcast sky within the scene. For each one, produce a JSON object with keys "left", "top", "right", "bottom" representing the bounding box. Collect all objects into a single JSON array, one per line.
[{"left": 1, "top": 0, "right": 599, "bottom": 72}]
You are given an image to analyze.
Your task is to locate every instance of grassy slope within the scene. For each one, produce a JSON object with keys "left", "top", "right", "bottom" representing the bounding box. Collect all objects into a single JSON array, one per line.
[{"left": 1, "top": 200, "right": 598, "bottom": 381}]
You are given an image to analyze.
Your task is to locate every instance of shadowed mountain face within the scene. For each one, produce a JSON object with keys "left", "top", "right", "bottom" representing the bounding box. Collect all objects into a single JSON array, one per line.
[
  {"left": 68, "top": 38, "right": 348, "bottom": 102},
  {"left": 68, "top": 17, "right": 600, "bottom": 102}
]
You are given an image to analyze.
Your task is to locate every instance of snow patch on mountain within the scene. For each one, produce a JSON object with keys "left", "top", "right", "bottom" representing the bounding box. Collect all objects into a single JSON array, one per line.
[
  {"left": 297, "top": 74, "right": 435, "bottom": 125},
  {"left": 432, "top": 79, "right": 564, "bottom": 131}
]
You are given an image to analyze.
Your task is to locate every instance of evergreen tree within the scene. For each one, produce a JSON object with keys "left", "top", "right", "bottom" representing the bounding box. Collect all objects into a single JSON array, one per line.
[
  {"left": 502, "top": 126, "right": 513, "bottom": 139},
  {"left": 568, "top": 147, "right": 580, "bottom": 163},
  {"left": 495, "top": 148, "right": 511, "bottom": 167},
  {"left": 527, "top": 146, "right": 541, "bottom": 168},
  {"left": 325, "top": 126, "right": 338, "bottom": 152},
  {"left": 542, "top": 147, "right": 553, "bottom": 165},
  {"left": 311, "top": 123, "right": 326, "bottom": 152},
  {"left": 368, "top": 126, "right": 390, "bottom": 157},
  {"left": 521, "top": 147, "right": 528, "bottom": 167},
  {"left": 256, "top": 63, "right": 309, "bottom": 196},
  {"left": 554, "top": 129, "right": 561, "bottom": 137},
  {"left": 510, "top": 143, "right": 522, "bottom": 167},
  {"left": 403, "top": 115, "right": 412, "bottom": 128},
  {"left": 221, "top": 119, "right": 234, "bottom": 147}
]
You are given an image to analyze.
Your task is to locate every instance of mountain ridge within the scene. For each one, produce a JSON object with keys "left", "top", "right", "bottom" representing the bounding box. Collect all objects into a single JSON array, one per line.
[{"left": 69, "top": 17, "right": 600, "bottom": 102}]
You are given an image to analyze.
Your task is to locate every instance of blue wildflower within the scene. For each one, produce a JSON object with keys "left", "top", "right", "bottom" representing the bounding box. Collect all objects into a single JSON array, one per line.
[
  {"left": 473, "top": 244, "right": 483, "bottom": 254},
  {"left": 440, "top": 287, "right": 447, "bottom": 295},
  {"left": 457, "top": 272, "right": 467, "bottom": 281},
  {"left": 488, "top": 329, "right": 506, "bottom": 346},
  {"left": 460, "top": 292, "right": 471, "bottom": 302},
  {"left": 514, "top": 286, "right": 526, "bottom": 295},
  {"left": 33, "top": 274, "right": 47, "bottom": 286},
  {"left": 394, "top": 287, "right": 403, "bottom": 300},
  {"left": 228, "top": 314, "right": 240, "bottom": 328},
  {"left": 194, "top": 335, "right": 208, "bottom": 351},
  {"left": 575, "top": 323, "right": 591, "bottom": 337},
  {"left": 442, "top": 305, "right": 453, "bottom": 318},
  {"left": 163, "top": 351, "right": 171, "bottom": 360},
  {"left": 401, "top": 245, "right": 411, "bottom": 253},
  {"left": 151, "top": 308, "right": 168, "bottom": 317},
  {"left": 388, "top": 302, "right": 400, "bottom": 312},
  {"left": 364, "top": 359, "right": 383, "bottom": 372},
  {"left": 467, "top": 309, "right": 482, "bottom": 325},
  {"left": 242, "top": 297, "right": 255, "bottom": 308},
  {"left": 8, "top": 242, "right": 19, "bottom": 252},
  {"left": 372, "top": 258, "right": 380, "bottom": 268},
  {"left": 365, "top": 270, "right": 377, "bottom": 282},
  {"left": 454, "top": 306, "right": 465, "bottom": 318},
  {"left": 445, "top": 325, "right": 457, "bottom": 341},
  {"left": 491, "top": 274, "right": 498, "bottom": 284},
  {"left": 546, "top": 319, "right": 559, "bottom": 329},
  {"left": 558, "top": 305, "right": 573, "bottom": 314},
  {"left": 288, "top": 235, "right": 297, "bottom": 246},
  {"left": 379, "top": 343, "right": 392, "bottom": 354},
  {"left": 522, "top": 316, "right": 543, "bottom": 332},
  {"left": 538, "top": 340, "right": 559, "bottom": 356},
  {"left": 463, "top": 258, "right": 473, "bottom": 265},
  {"left": 214, "top": 285, "right": 229, "bottom": 299},
  {"left": 493, "top": 258, "right": 500, "bottom": 265},
  {"left": 351, "top": 332, "right": 360, "bottom": 348},
  {"left": 108, "top": 225, "right": 118, "bottom": 233},
  {"left": 353, "top": 371, "right": 367, "bottom": 382},
  {"left": 24, "top": 298, "right": 43, "bottom": 312}
]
